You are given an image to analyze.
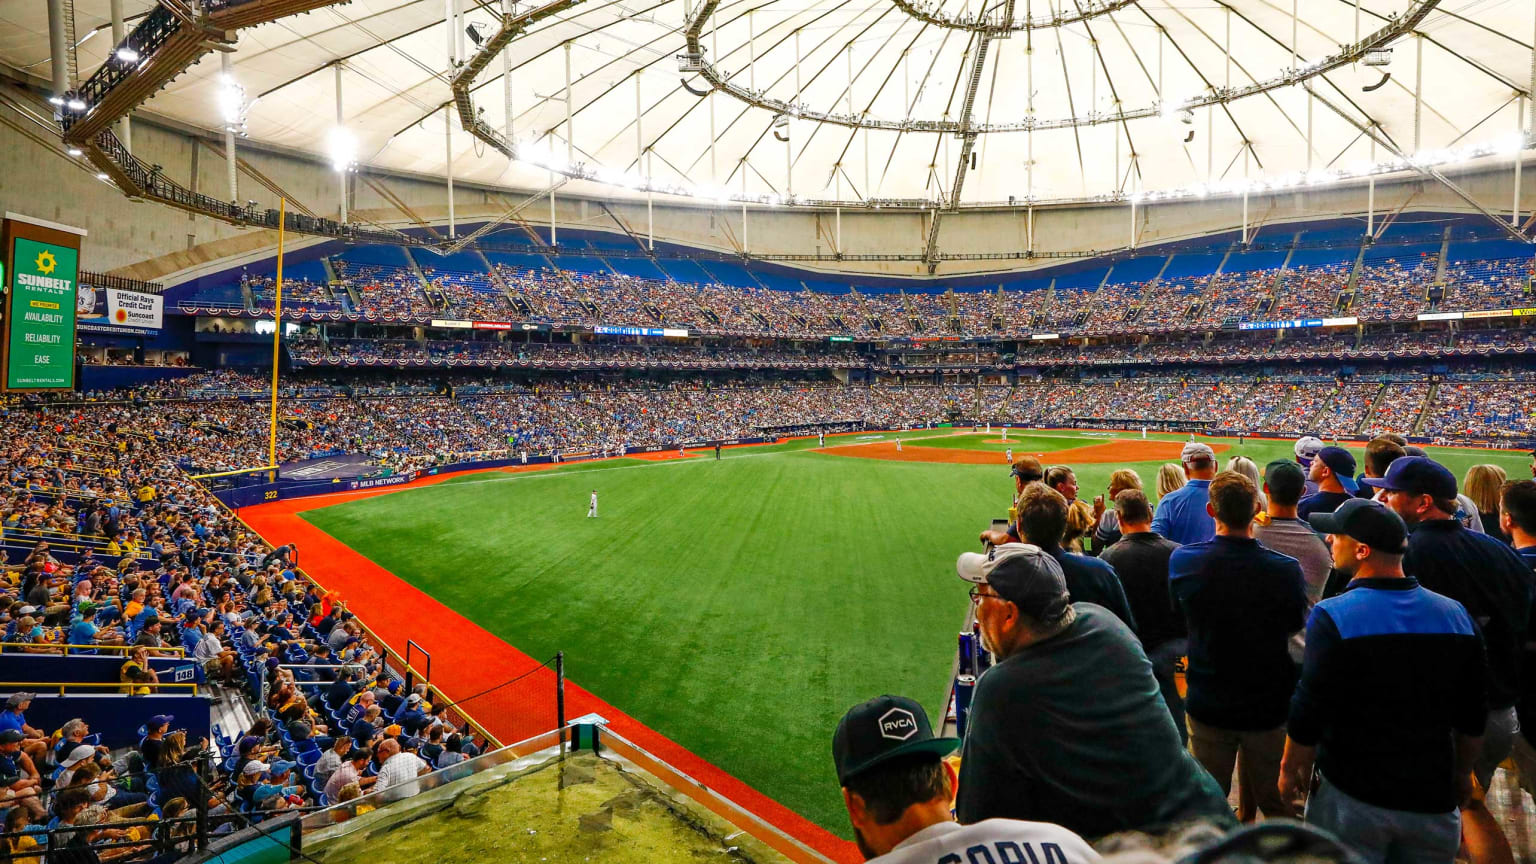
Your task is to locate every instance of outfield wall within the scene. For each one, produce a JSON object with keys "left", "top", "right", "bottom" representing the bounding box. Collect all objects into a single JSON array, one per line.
[{"left": 214, "top": 437, "right": 779, "bottom": 509}]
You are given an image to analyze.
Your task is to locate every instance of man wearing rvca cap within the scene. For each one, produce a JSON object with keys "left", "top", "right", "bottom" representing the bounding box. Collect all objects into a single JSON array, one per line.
[
  {"left": 832, "top": 695, "right": 1098, "bottom": 864},
  {"left": 1283, "top": 498, "right": 1486, "bottom": 862},
  {"left": 1366, "top": 456, "right": 1532, "bottom": 793},
  {"left": 1298, "top": 446, "right": 1358, "bottom": 521},
  {"left": 1150, "top": 442, "right": 1218, "bottom": 545},
  {"left": 952, "top": 544, "right": 1231, "bottom": 838}
]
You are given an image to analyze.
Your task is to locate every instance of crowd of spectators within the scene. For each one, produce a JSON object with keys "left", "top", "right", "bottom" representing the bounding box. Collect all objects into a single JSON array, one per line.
[
  {"left": 1354, "top": 254, "right": 1439, "bottom": 320},
  {"left": 0, "top": 402, "right": 494, "bottom": 859}
]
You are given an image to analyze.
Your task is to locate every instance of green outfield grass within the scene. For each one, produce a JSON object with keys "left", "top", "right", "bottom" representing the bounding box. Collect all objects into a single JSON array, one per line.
[{"left": 299, "top": 429, "right": 1532, "bottom": 836}]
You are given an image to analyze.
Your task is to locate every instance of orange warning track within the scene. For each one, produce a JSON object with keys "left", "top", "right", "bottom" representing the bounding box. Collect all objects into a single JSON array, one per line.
[
  {"left": 237, "top": 463, "right": 855, "bottom": 864},
  {"left": 822, "top": 438, "right": 1230, "bottom": 465}
]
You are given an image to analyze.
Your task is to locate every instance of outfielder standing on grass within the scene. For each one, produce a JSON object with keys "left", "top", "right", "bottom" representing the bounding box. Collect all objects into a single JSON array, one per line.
[
  {"left": 587, "top": 489, "right": 598, "bottom": 518},
  {"left": 715, "top": 442, "right": 722, "bottom": 460}
]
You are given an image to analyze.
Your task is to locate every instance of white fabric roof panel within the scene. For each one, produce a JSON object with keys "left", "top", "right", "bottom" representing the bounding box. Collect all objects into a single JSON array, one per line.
[{"left": 1, "top": 0, "right": 1530, "bottom": 204}]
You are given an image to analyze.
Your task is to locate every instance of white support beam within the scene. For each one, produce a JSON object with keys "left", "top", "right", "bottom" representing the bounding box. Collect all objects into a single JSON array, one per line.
[
  {"left": 549, "top": 169, "right": 557, "bottom": 245},
  {"left": 564, "top": 42, "right": 574, "bottom": 163},
  {"left": 445, "top": 108, "right": 456, "bottom": 238},
  {"left": 1516, "top": 96, "right": 1525, "bottom": 226},
  {"left": 110, "top": 0, "right": 130, "bottom": 150},
  {"left": 336, "top": 63, "right": 347, "bottom": 224},
  {"left": 222, "top": 51, "right": 238, "bottom": 204},
  {"left": 1414, "top": 33, "right": 1424, "bottom": 152}
]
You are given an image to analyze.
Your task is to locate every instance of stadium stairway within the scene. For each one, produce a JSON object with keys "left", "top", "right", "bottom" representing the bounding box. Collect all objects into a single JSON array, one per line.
[
  {"left": 1355, "top": 385, "right": 1389, "bottom": 434},
  {"left": 1412, "top": 383, "right": 1441, "bottom": 435}
]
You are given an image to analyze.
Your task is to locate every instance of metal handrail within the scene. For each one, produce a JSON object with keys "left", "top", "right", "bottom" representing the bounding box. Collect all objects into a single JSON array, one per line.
[
  {"left": 0, "top": 642, "right": 186, "bottom": 657},
  {"left": 0, "top": 681, "right": 199, "bottom": 695}
]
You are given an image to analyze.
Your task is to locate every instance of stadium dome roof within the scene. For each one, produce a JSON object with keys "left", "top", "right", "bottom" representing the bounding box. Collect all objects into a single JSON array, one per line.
[{"left": 3, "top": 0, "right": 1532, "bottom": 209}]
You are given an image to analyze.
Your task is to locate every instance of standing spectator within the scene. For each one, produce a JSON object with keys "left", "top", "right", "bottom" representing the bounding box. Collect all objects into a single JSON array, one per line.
[
  {"left": 1464, "top": 465, "right": 1511, "bottom": 545},
  {"left": 1045, "top": 466, "right": 1080, "bottom": 504},
  {"left": 1170, "top": 471, "right": 1309, "bottom": 818},
  {"left": 999, "top": 485, "right": 1136, "bottom": 631},
  {"left": 1151, "top": 442, "right": 1218, "bottom": 544},
  {"left": 952, "top": 544, "right": 1232, "bottom": 837},
  {"left": 1099, "top": 490, "right": 1186, "bottom": 738},
  {"left": 831, "top": 695, "right": 1099, "bottom": 863},
  {"left": 1255, "top": 461, "right": 1333, "bottom": 605},
  {"left": 1358, "top": 437, "right": 1407, "bottom": 501},
  {"left": 1366, "top": 456, "right": 1534, "bottom": 793},
  {"left": 1155, "top": 463, "right": 1186, "bottom": 502},
  {"left": 1090, "top": 469, "right": 1143, "bottom": 551},
  {"left": 1499, "top": 481, "right": 1536, "bottom": 787},
  {"left": 1282, "top": 498, "right": 1485, "bottom": 862},
  {"left": 1294, "top": 436, "right": 1325, "bottom": 496},
  {"left": 1298, "top": 447, "right": 1358, "bottom": 520}
]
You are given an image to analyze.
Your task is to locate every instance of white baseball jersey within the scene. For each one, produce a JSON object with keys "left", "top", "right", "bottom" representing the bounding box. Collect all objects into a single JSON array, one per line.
[
  {"left": 590, "top": 492, "right": 598, "bottom": 507},
  {"left": 869, "top": 820, "right": 1099, "bottom": 864}
]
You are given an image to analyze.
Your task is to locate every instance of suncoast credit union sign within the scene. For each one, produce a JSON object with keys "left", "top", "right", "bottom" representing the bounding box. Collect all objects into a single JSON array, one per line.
[{"left": 2, "top": 214, "right": 85, "bottom": 391}]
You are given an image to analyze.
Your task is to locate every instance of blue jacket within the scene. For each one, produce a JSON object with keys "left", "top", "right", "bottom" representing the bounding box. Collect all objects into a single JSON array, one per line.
[
  {"left": 1289, "top": 577, "right": 1485, "bottom": 813},
  {"left": 1044, "top": 546, "right": 1138, "bottom": 633},
  {"left": 1151, "top": 479, "right": 1215, "bottom": 545},
  {"left": 1170, "top": 535, "right": 1308, "bottom": 730}
]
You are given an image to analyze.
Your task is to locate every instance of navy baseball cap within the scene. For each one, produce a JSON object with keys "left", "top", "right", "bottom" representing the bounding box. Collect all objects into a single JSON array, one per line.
[
  {"left": 832, "top": 695, "right": 959, "bottom": 785},
  {"left": 1308, "top": 498, "right": 1408, "bottom": 553},
  {"left": 956, "top": 543, "right": 1070, "bottom": 624},
  {"left": 1317, "top": 447, "right": 1359, "bottom": 494},
  {"left": 1360, "top": 456, "right": 1457, "bottom": 500}
]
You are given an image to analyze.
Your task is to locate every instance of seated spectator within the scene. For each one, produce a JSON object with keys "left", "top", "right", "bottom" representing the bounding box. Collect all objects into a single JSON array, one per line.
[
  {"left": 373, "top": 738, "right": 429, "bottom": 801},
  {"left": 0, "top": 729, "right": 44, "bottom": 820},
  {"left": 119, "top": 646, "right": 159, "bottom": 695},
  {"left": 0, "top": 694, "right": 47, "bottom": 764},
  {"left": 832, "top": 695, "right": 1098, "bottom": 862},
  {"left": 952, "top": 543, "right": 1232, "bottom": 837},
  {"left": 324, "top": 745, "right": 377, "bottom": 802},
  {"left": 1171, "top": 471, "right": 1308, "bottom": 819}
]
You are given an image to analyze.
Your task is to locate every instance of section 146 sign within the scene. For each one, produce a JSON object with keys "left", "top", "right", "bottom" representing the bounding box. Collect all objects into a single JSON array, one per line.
[{"left": 8, "top": 237, "right": 77, "bottom": 389}]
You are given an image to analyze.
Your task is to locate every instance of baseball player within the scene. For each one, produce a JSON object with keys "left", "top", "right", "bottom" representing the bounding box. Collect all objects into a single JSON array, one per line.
[
  {"left": 586, "top": 489, "right": 598, "bottom": 518},
  {"left": 1005, "top": 447, "right": 1013, "bottom": 464},
  {"left": 896, "top": 438, "right": 903, "bottom": 452}
]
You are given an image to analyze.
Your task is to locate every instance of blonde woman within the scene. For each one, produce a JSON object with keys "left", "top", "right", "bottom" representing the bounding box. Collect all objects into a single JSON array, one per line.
[
  {"left": 1156, "top": 463, "right": 1186, "bottom": 503},
  {"left": 1464, "top": 464, "right": 1509, "bottom": 543},
  {"left": 1226, "top": 456, "right": 1267, "bottom": 514},
  {"left": 1063, "top": 499, "right": 1096, "bottom": 554},
  {"left": 1093, "top": 469, "right": 1145, "bottom": 550}
]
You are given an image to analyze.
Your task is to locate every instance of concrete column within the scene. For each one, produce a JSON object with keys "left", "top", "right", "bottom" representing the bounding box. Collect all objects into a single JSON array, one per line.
[
  {"left": 45, "top": 0, "right": 68, "bottom": 106},
  {"left": 446, "top": 108, "right": 456, "bottom": 238},
  {"left": 110, "top": 0, "right": 130, "bottom": 150},
  {"left": 222, "top": 52, "right": 238, "bottom": 203},
  {"left": 335, "top": 64, "right": 347, "bottom": 224}
]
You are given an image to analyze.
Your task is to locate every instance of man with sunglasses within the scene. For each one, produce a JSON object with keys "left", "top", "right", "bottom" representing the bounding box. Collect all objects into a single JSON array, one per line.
[{"left": 952, "top": 543, "right": 1230, "bottom": 838}]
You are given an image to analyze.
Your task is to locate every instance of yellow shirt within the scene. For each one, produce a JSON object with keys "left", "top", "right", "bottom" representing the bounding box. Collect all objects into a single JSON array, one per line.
[
  {"left": 6, "top": 835, "right": 39, "bottom": 864},
  {"left": 137, "top": 485, "right": 155, "bottom": 503}
]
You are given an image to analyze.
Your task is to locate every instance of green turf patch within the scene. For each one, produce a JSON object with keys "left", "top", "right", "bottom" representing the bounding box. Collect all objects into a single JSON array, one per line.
[{"left": 299, "top": 430, "right": 1533, "bottom": 835}]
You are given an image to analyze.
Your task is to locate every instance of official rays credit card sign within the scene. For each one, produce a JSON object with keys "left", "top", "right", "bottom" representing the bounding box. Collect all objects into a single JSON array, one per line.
[{"left": 2, "top": 215, "right": 85, "bottom": 392}]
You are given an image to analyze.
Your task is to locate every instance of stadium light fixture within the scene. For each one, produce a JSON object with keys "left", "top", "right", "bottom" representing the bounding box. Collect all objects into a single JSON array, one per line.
[
  {"left": 48, "top": 95, "right": 65, "bottom": 106},
  {"left": 217, "top": 74, "right": 247, "bottom": 129},
  {"left": 95, "top": 172, "right": 109, "bottom": 180},
  {"left": 66, "top": 147, "right": 82, "bottom": 157},
  {"left": 66, "top": 96, "right": 87, "bottom": 112},
  {"left": 115, "top": 46, "right": 140, "bottom": 63},
  {"left": 327, "top": 126, "right": 357, "bottom": 172}
]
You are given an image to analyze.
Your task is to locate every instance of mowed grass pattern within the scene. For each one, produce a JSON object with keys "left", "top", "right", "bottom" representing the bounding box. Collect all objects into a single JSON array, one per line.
[{"left": 299, "top": 431, "right": 1534, "bottom": 835}]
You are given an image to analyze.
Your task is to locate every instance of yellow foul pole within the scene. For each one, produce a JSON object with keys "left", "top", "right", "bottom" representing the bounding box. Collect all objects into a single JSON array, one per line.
[{"left": 268, "top": 198, "right": 286, "bottom": 474}]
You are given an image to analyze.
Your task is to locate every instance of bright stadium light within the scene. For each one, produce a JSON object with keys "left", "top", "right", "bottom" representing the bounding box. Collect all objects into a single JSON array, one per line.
[
  {"left": 218, "top": 74, "right": 247, "bottom": 129},
  {"left": 66, "top": 96, "right": 87, "bottom": 111},
  {"left": 115, "top": 46, "right": 140, "bottom": 63},
  {"left": 327, "top": 126, "right": 357, "bottom": 172},
  {"left": 66, "top": 147, "right": 82, "bottom": 157}
]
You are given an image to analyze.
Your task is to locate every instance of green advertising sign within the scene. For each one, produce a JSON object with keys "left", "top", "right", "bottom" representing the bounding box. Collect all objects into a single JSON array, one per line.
[{"left": 7, "top": 236, "right": 78, "bottom": 390}]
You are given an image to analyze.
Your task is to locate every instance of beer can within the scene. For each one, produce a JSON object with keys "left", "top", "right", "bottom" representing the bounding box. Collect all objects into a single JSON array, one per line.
[
  {"left": 957, "top": 631, "right": 976, "bottom": 677},
  {"left": 973, "top": 624, "right": 993, "bottom": 673},
  {"left": 954, "top": 675, "right": 977, "bottom": 740}
]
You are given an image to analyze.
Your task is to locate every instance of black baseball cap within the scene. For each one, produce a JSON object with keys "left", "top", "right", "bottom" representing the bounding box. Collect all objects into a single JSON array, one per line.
[
  {"left": 1359, "top": 456, "right": 1457, "bottom": 500},
  {"left": 956, "top": 543, "right": 1070, "bottom": 624},
  {"left": 832, "top": 695, "right": 959, "bottom": 785},
  {"left": 1308, "top": 498, "right": 1408, "bottom": 553},
  {"left": 1264, "top": 460, "right": 1306, "bottom": 498}
]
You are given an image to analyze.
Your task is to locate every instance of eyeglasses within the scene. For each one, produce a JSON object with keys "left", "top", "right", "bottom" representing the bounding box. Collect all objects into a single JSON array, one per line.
[{"left": 968, "top": 585, "right": 1000, "bottom": 603}]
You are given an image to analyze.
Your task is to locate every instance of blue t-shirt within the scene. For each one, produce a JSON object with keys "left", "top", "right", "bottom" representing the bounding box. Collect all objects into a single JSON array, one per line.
[
  {"left": 0, "top": 710, "right": 25, "bottom": 734},
  {"left": 1150, "top": 479, "right": 1215, "bottom": 545},
  {"left": 67, "top": 620, "right": 98, "bottom": 646}
]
